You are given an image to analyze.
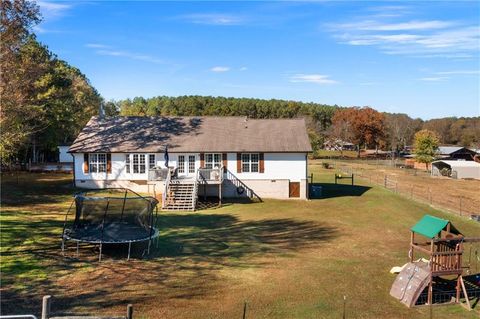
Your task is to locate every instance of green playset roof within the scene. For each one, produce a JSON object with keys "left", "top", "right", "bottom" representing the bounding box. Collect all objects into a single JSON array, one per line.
[{"left": 410, "top": 215, "right": 461, "bottom": 239}]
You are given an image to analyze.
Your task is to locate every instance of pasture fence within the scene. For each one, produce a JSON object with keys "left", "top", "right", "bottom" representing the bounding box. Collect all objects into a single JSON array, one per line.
[{"left": 329, "top": 161, "right": 479, "bottom": 219}]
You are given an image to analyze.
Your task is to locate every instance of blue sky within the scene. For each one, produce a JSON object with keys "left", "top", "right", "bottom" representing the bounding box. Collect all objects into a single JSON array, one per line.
[{"left": 35, "top": 1, "right": 480, "bottom": 119}]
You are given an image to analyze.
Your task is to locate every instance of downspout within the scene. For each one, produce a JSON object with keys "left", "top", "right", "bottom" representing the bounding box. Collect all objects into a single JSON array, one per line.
[
  {"left": 71, "top": 153, "right": 76, "bottom": 188},
  {"left": 305, "top": 153, "right": 309, "bottom": 200}
]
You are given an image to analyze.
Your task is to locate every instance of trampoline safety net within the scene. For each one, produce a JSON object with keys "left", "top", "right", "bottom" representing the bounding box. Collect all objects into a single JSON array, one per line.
[{"left": 63, "top": 189, "right": 159, "bottom": 244}]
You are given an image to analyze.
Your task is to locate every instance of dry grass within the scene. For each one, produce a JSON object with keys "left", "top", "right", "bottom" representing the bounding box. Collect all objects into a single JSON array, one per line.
[
  {"left": 313, "top": 159, "right": 480, "bottom": 217},
  {"left": 1, "top": 171, "right": 479, "bottom": 318}
]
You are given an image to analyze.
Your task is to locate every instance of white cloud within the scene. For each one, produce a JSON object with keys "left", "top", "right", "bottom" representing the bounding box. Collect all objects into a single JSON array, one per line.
[
  {"left": 178, "top": 13, "right": 245, "bottom": 25},
  {"left": 436, "top": 70, "right": 480, "bottom": 75},
  {"left": 419, "top": 77, "right": 449, "bottom": 82},
  {"left": 85, "top": 43, "right": 111, "bottom": 49},
  {"left": 239, "top": 66, "right": 248, "bottom": 71},
  {"left": 290, "top": 74, "right": 338, "bottom": 84},
  {"left": 335, "top": 20, "right": 454, "bottom": 32},
  {"left": 328, "top": 13, "right": 479, "bottom": 58},
  {"left": 37, "top": 1, "right": 72, "bottom": 19},
  {"left": 86, "top": 44, "right": 165, "bottom": 64},
  {"left": 210, "top": 66, "right": 230, "bottom": 72}
]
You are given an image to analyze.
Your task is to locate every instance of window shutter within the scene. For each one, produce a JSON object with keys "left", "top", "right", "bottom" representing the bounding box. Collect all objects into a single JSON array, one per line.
[
  {"left": 237, "top": 153, "right": 242, "bottom": 173},
  {"left": 107, "top": 153, "right": 112, "bottom": 173},
  {"left": 222, "top": 153, "right": 227, "bottom": 168},
  {"left": 200, "top": 153, "right": 204, "bottom": 168},
  {"left": 83, "top": 153, "right": 89, "bottom": 173},
  {"left": 259, "top": 153, "right": 264, "bottom": 173}
]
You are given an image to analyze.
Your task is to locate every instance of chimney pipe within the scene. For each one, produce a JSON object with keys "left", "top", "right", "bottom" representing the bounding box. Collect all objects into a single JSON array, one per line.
[{"left": 99, "top": 103, "right": 105, "bottom": 120}]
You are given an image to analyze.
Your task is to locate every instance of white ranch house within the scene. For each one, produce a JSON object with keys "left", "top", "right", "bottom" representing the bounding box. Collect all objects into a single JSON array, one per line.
[{"left": 69, "top": 116, "right": 312, "bottom": 210}]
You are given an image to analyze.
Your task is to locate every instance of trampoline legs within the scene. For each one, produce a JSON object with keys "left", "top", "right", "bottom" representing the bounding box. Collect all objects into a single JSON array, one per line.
[
  {"left": 127, "top": 242, "right": 132, "bottom": 261},
  {"left": 147, "top": 239, "right": 151, "bottom": 255},
  {"left": 99, "top": 243, "right": 103, "bottom": 262}
]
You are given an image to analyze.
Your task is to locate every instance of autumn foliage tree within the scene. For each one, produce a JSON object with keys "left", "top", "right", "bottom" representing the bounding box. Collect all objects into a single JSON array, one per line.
[
  {"left": 331, "top": 107, "right": 386, "bottom": 157},
  {"left": 413, "top": 129, "right": 440, "bottom": 169}
]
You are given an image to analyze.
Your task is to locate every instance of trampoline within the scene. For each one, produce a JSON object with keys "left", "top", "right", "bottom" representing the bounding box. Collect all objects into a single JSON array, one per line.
[{"left": 61, "top": 188, "right": 159, "bottom": 261}]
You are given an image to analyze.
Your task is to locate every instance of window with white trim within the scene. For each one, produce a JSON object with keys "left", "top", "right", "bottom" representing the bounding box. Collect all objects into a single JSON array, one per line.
[
  {"left": 178, "top": 155, "right": 185, "bottom": 173},
  {"left": 126, "top": 154, "right": 149, "bottom": 174},
  {"left": 149, "top": 154, "right": 156, "bottom": 169},
  {"left": 89, "top": 153, "right": 107, "bottom": 173},
  {"left": 205, "top": 153, "right": 222, "bottom": 169},
  {"left": 241, "top": 153, "right": 259, "bottom": 173},
  {"left": 188, "top": 155, "right": 195, "bottom": 173}
]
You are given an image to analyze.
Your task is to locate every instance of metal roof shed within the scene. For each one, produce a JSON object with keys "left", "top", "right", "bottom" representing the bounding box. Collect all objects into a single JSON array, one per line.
[{"left": 431, "top": 160, "right": 480, "bottom": 179}]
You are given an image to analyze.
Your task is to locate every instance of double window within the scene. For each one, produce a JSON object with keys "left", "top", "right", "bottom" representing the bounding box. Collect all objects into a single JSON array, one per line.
[
  {"left": 205, "top": 153, "right": 222, "bottom": 169},
  {"left": 125, "top": 153, "right": 155, "bottom": 174},
  {"left": 89, "top": 153, "right": 107, "bottom": 173},
  {"left": 241, "top": 153, "right": 259, "bottom": 173}
]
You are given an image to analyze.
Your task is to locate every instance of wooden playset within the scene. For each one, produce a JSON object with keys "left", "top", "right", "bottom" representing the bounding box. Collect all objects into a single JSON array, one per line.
[{"left": 390, "top": 215, "right": 480, "bottom": 310}]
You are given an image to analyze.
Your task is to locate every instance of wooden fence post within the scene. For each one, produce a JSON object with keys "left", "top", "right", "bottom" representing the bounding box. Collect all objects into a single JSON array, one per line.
[
  {"left": 42, "top": 295, "right": 51, "bottom": 319},
  {"left": 384, "top": 175, "right": 387, "bottom": 188},
  {"left": 127, "top": 304, "right": 133, "bottom": 319},
  {"left": 459, "top": 196, "right": 462, "bottom": 216}
]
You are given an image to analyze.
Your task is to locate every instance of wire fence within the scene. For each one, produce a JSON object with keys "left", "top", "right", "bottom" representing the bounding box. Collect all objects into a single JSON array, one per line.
[{"left": 325, "top": 159, "right": 480, "bottom": 219}]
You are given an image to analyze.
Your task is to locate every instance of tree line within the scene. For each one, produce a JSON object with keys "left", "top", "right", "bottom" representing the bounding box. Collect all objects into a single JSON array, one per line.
[
  {"left": 1, "top": 0, "right": 102, "bottom": 165},
  {"left": 1, "top": 1, "right": 478, "bottom": 166},
  {"left": 109, "top": 96, "right": 480, "bottom": 154}
]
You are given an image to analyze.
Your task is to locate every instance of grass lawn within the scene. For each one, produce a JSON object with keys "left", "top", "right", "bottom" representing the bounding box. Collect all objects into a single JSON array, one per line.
[{"left": 1, "top": 168, "right": 479, "bottom": 318}]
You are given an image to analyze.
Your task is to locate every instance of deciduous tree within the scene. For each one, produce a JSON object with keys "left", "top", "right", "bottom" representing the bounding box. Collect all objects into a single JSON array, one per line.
[{"left": 413, "top": 129, "right": 440, "bottom": 169}]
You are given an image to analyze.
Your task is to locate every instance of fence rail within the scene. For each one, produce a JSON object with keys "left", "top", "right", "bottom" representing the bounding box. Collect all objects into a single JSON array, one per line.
[{"left": 328, "top": 160, "right": 479, "bottom": 219}]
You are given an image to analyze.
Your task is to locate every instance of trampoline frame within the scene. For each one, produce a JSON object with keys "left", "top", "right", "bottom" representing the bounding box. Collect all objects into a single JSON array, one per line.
[{"left": 61, "top": 188, "right": 159, "bottom": 261}]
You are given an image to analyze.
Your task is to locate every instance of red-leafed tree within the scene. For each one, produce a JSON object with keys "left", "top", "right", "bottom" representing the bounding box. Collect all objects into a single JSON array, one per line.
[{"left": 331, "top": 107, "right": 386, "bottom": 157}]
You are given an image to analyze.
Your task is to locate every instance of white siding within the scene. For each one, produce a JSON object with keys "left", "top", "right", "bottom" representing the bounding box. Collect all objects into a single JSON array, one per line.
[
  {"left": 75, "top": 152, "right": 307, "bottom": 182},
  {"left": 74, "top": 153, "right": 200, "bottom": 181},
  {"left": 58, "top": 146, "right": 72, "bottom": 163},
  {"left": 74, "top": 152, "right": 308, "bottom": 198},
  {"left": 225, "top": 152, "right": 307, "bottom": 181}
]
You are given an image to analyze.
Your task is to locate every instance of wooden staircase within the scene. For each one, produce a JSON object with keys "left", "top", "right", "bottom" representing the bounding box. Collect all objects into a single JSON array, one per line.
[{"left": 162, "top": 180, "right": 198, "bottom": 211}]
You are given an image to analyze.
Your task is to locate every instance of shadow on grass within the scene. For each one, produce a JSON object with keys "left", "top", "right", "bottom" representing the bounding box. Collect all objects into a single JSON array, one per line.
[
  {"left": 309, "top": 183, "right": 371, "bottom": 199},
  {"left": 1, "top": 172, "right": 76, "bottom": 206},
  {"left": 2, "top": 173, "right": 339, "bottom": 315},
  {"left": 1, "top": 211, "right": 338, "bottom": 315}
]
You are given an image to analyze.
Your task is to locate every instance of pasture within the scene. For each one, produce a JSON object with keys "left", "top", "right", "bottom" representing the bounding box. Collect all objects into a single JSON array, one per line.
[{"left": 1, "top": 168, "right": 479, "bottom": 318}]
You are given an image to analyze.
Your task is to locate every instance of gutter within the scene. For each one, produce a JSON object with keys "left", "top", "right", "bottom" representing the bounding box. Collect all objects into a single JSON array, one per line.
[{"left": 71, "top": 153, "right": 76, "bottom": 188}]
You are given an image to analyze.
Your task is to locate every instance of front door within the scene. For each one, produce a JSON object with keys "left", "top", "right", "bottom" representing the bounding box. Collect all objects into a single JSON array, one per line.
[{"left": 177, "top": 154, "right": 196, "bottom": 177}]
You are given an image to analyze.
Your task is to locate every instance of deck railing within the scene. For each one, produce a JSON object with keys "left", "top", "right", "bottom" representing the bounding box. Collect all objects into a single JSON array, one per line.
[
  {"left": 148, "top": 167, "right": 170, "bottom": 181},
  {"left": 197, "top": 166, "right": 224, "bottom": 183}
]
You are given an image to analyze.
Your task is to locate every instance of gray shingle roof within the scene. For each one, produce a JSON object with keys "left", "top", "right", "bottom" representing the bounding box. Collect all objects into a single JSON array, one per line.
[{"left": 69, "top": 116, "right": 312, "bottom": 153}]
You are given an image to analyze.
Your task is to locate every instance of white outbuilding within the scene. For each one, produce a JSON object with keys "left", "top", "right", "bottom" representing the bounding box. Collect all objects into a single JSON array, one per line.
[
  {"left": 431, "top": 160, "right": 480, "bottom": 180},
  {"left": 58, "top": 145, "right": 73, "bottom": 163}
]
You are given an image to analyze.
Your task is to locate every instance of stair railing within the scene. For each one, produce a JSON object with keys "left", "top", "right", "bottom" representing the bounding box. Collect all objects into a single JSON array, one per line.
[
  {"left": 224, "top": 168, "right": 262, "bottom": 202},
  {"left": 161, "top": 167, "right": 172, "bottom": 209}
]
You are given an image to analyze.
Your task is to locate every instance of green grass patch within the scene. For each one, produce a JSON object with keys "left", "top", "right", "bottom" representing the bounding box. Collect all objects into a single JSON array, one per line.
[{"left": 1, "top": 171, "right": 479, "bottom": 318}]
